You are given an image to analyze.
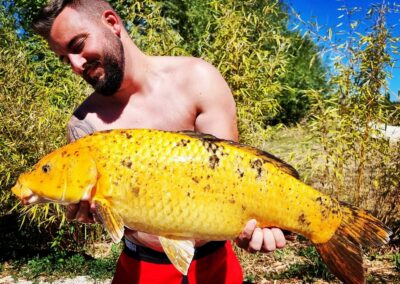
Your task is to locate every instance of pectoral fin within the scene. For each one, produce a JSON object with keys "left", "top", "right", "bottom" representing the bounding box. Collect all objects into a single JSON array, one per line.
[
  {"left": 159, "top": 237, "right": 195, "bottom": 275},
  {"left": 93, "top": 198, "right": 124, "bottom": 243}
]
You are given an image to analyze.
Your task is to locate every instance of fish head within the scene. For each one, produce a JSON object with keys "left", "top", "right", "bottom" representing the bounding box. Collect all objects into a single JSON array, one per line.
[{"left": 12, "top": 146, "right": 98, "bottom": 205}]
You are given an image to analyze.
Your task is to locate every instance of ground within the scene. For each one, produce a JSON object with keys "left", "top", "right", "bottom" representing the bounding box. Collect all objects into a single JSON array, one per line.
[{"left": 1, "top": 240, "right": 398, "bottom": 283}]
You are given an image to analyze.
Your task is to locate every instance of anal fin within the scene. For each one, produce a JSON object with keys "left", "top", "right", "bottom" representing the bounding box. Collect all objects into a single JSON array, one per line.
[
  {"left": 93, "top": 198, "right": 124, "bottom": 243},
  {"left": 159, "top": 237, "right": 195, "bottom": 275}
]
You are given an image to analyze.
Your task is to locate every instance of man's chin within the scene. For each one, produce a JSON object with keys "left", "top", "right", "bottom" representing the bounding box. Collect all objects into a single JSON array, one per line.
[
  {"left": 94, "top": 84, "right": 120, "bottom": 97},
  {"left": 85, "top": 69, "right": 123, "bottom": 96}
]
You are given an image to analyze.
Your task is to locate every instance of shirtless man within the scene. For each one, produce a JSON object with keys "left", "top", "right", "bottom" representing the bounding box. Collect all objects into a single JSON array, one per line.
[{"left": 32, "top": 0, "right": 286, "bottom": 283}]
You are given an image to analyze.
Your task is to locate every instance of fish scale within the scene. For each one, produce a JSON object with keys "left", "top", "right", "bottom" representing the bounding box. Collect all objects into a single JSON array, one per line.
[
  {"left": 80, "top": 129, "right": 341, "bottom": 241},
  {"left": 12, "top": 129, "right": 392, "bottom": 283}
]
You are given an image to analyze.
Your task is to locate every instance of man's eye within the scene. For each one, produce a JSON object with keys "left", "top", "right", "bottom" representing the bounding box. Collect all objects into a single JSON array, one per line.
[{"left": 72, "top": 41, "right": 84, "bottom": 53}]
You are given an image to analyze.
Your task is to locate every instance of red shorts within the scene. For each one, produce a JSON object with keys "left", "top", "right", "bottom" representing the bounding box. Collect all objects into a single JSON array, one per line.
[{"left": 112, "top": 240, "right": 243, "bottom": 284}]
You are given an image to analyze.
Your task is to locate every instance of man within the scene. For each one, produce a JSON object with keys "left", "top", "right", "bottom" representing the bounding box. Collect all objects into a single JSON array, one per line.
[{"left": 32, "top": 0, "right": 286, "bottom": 283}]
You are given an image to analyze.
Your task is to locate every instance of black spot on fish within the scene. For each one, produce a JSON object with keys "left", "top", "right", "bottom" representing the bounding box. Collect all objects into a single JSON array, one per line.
[
  {"left": 113, "top": 181, "right": 119, "bottom": 186},
  {"left": 316, "top": 196, "right": 323, "bottom": 205},
  {"left": 241, "top": 205, "right": 246, "bottom": 211},
  {"left": 236, "top": 168, "right": 244, "bottom": 178},
  {"left": 176, "top": 139, "right": 190, "bottom": 147},
  {"left": 132, "top": 187, "right": 140, "bottom": 197},
  {"left": 202, "top": 141, "right": 225, "bottom": 156},
  {"left": 209, "top": 155, "right": 220, "bottom": 169},
  {"left": 192, "top": 177, "right": 200, "bottom": 184},
  {"left": 124, "top": 132, "right": 133, "bottom": 139},
  {"left": 298, "top": 213, "right": 311, "bottom": 226},
  {"left": 203, "top": 184, "right": 211, "bottom": 191},
  {"left": 61, "top": 151, "right": 67, "bottom": 157},
  {"left": 121, "top": 158, "right": 133, "bottom": 169},
  {"left": 250, "top": 159, "right": 263, "bottom": 179}
]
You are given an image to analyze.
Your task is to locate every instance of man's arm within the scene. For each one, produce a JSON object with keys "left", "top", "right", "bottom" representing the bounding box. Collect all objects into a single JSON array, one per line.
[
  {"left": 67, "top": 115, "right": 96, "bottom": 142},
  {"left": 191, "top": 59, "right": 238, "bottom": 141},
  {"left": 192, "top": 59, "right": 286, "bottom": 252}
]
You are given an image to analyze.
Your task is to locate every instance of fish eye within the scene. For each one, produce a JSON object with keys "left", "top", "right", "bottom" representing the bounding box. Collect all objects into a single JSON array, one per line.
[{"left": 42, "top": 164, "right": 51, "bottom": 173}]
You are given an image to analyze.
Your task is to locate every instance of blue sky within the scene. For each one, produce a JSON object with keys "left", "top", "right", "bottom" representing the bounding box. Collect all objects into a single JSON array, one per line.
[{"left": 286, "top": 0, "right": 399, "bottom": 102}]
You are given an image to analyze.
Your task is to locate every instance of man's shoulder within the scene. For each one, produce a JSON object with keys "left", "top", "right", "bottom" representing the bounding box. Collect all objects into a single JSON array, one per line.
[
  {"left": 162, "top": 56, "right": 225, "bottom": 92},
  {"left": 174, "top": 56, "right": 217, "bottom": 75},
  {"left": 156, "top": 56, "right": 217, "bottom": 79}
]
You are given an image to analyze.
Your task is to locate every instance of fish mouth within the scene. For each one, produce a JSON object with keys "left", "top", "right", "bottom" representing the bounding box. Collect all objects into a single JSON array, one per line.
[{"left": 11, "top": 181, "right": 41, "bottom": 205}]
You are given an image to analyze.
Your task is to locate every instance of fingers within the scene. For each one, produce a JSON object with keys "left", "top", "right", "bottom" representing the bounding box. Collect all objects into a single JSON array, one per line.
[
  {"left": 65, "top": 204, "right": 79, "bottom": 220},
  {"left": 248, "top": 227, "right": 263, "bottom": 252},
  {"left": 236, "top": 220, "right": 287, "bottom": 254},
  {"left": 90, "top": 203, "right": 100, "bottom": 223},
  {"left": 271, "top": 228, "right": 286, "bottom": 248},
  {"left": 261, "top": 228, "right": 276, "bottom": 252},
  {"left": 236, "top": 219, "right": 257, "bottom": 249},
  {"left": 65, "top": 201, "right": 95, "bottom": 224}
]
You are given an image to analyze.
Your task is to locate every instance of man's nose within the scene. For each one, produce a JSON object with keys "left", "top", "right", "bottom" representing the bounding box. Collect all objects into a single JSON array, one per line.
[{"left": 67, "top": 54, "right": 86, "bottom": 75}]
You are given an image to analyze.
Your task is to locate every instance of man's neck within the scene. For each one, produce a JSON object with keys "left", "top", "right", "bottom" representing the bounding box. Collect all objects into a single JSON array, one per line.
[{"left": 112, "top": 33, "right": 153, "bottom": 102}]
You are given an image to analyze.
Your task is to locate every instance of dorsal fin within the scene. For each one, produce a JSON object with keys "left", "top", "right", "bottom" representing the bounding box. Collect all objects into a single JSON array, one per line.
[
  {"left": 177, "top": 130, "right": 300, "bottom": 179},
  {"left": 177, "top": 130, "right": 223, "bottom": 141},
  {"left": 231, "top": 143, "right": 300, "bottom": 179}
]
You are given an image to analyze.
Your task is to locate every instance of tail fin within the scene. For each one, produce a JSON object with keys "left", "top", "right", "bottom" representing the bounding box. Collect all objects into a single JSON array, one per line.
[{"left": 315, "top": 203, "right": 392, "bottom": 284}]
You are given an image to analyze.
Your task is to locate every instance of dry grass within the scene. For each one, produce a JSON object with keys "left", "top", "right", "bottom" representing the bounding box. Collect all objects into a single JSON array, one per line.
[
  {"left": 237, "top": 125, "right": 400, "bottom": 283},
  {"left": 235, "top": 240, "right": 399, "bottom": 283}
]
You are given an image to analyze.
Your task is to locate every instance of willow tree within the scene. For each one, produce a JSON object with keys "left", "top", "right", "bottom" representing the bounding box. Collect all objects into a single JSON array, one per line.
[
  {"left": 308, "top": 3, "right": 400, "bottom": 228},
  {"left": 0, "top": 1, "right": 96, "bottom": 252}
]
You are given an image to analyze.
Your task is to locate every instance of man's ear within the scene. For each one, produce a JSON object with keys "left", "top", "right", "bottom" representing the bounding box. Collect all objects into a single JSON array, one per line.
[{"left": 102, "top": 10, "right": 121, "bottom": 36}]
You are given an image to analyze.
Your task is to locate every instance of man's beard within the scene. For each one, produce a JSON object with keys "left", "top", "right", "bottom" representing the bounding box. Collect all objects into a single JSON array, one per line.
[{"left": 83, "top": 35, "right": 125, "bottom": 97}]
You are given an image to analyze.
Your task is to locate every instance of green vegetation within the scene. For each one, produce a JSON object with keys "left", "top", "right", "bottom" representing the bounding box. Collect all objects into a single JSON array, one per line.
[
  {"left": 264, "top": 245, "right": 335, "bottom": 282},
  {"left": 0, "top": 0, "right": 399, "bottom": 282},
  {"left": 305, "top": 3, "right": 400, "bottom": 226},
  {"left": 3, "top": 244, "right": 121, "bottom": 280},
  {"left": 395, "top": 253, "right": 400, "bottom": 272}
]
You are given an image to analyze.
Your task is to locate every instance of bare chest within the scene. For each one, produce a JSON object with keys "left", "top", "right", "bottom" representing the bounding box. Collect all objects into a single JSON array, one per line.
[{"left": 86, "top": 91, "right": 197, "bottom": 132}]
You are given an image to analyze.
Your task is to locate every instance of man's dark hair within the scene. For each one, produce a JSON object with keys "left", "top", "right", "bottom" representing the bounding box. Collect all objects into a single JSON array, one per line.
[{"left": 32, "top": 0, "right": 114, "bottom": 38}]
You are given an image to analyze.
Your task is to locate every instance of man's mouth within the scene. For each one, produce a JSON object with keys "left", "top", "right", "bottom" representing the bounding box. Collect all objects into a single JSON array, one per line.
[{"left": 83, "top": 61, "right": 103, "bottom": 82}]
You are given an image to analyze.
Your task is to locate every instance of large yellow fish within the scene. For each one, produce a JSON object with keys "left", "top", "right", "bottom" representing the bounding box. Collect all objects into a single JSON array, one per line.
[{"left": 12, "top": 129, "right": 391, "bottom": 284}]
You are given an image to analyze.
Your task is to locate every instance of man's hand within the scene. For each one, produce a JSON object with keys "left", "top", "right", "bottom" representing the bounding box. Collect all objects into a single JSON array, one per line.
[
  {"left": 236, "top": 219, "right": 286, "bottom": 253},
  {"left": 65, "top": 201, "right": 97, "bottom": 224}
]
